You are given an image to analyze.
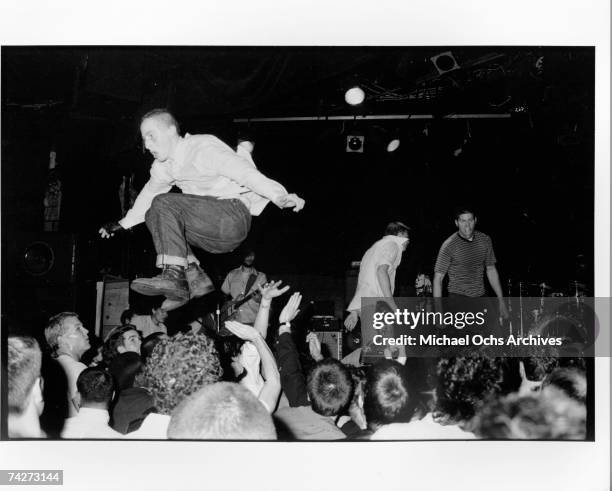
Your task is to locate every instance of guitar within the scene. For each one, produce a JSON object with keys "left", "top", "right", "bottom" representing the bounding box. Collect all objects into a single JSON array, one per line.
[{"left": 219, "top": 288, "right": 262, "bottom": 324}]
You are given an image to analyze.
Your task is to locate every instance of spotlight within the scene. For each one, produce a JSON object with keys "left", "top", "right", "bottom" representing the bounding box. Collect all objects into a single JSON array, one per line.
[
  {"left": 346, "top": 135, "right": 364, "bottom": 153},
  {"left": 386, "top": 138, "right": 400, "bottom": 152},
  {"left": 430, "top": 51, "right": 460, "bottom": 75},
  {"left": 345, "top": 86, "right": 365, "bottom": 106}
]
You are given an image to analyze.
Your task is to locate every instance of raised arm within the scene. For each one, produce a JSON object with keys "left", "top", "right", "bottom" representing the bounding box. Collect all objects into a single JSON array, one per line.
[
  {"left": 225, "top": 321, "right": 281, "bottom": 413},
  {"left": 275, "top": 293, "right": 308, "bottom": 407},
  {"left": 253, "top": 280, "right": 290, "bottom": 339}
]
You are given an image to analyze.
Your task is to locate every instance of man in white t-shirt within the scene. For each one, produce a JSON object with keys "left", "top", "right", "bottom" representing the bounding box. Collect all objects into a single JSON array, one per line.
[
  {"left": 343, "top": 222, "right": 410, "bottom": 363},
  {"left": 129, "top": 306, "right": 168, "bottom": 338}
]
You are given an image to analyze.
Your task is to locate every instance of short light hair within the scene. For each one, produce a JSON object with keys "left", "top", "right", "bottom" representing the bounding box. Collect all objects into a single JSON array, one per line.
[
  {"left": 168, "top": 382, "right": 276, "bottom": 440},
  {"left": 140, "top": 108, "right": 180, "bottom": 134},
  {"left": 140, "top": 333, "right": 223, "bottom": 415},
  {"left": 44, "top": 312, "right": 79, "bottom": 355},
  {"left": 8, "top": 336, "right": 42, "bottom": 414}
]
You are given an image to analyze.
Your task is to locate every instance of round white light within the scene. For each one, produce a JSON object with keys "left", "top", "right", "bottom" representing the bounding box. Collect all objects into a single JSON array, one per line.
[
  {"left": 345, "top": 86, "right": 365, "bottom": 106},
  {"left": 386, "top": 139, "right": 400, "bottom": 152}
]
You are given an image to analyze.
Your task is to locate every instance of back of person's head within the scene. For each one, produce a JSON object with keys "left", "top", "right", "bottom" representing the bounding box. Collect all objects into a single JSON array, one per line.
[
  {"left": 44, "top": 312, "right": 79, "bottom": 355},
  {"left": 120, "top": 309, "right": 134, "bottom": 326},
  {"left": 140, "top": 332, "right": 223, "bottom": 415},
  {"left": 384, "top": 221, "right": 410, "bottom": 237},
  {"left": 77, "top": 368, "right": 114, "bottom": 407},
  {"left": 168, "top": 382, "right": 276, "bottom": 440},
  {"left": 472, "top": 388, "right": 586, "bottom": 439},
  {"left": 541, "top": 367, "right": 587, "bottom": 404},
  {"left": 364, "top": 360, "right": 416, "bottom": 428},
  {"left": 140, "top": 108, "right": 180, "bottom": 134},
  {"left": 8, "top": 336, "right": 42, "bottom": 414},
  {"left": 435, "top": 356, "right": 505, "bottom": 424},
  {"left": 140, "top": 332, "right": 166, "bottom": 362},
  {"left": 108, "top": 352, "right": 144, "bottom": 391},
  {"left": 306, "top": 358, "right": 353, "bottom": 417}
]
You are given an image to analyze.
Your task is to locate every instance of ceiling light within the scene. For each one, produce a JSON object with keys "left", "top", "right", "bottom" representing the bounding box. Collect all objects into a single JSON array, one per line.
[
  {"left": 345, "top": 86, "right": 365, "bottom": 106},
  {"left": 386, "top": 138, "right": 400, "bottom": 152}
]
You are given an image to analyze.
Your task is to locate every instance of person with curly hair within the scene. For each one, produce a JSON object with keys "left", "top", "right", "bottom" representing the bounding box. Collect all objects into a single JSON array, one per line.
[
  {"left": 472, "top": 387, "right": 586, "bottom": 440},
  {"left": 368, "top": 357, "right": 476, "bottom": 440},
  {"left": 126, "top": 332, "right": 222, "bottom": 439},
  {"left": 434, "top": 356, "right": 505, "bottom": 428}
]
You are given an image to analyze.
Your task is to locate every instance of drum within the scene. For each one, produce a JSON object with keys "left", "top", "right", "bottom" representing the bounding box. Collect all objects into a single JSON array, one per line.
[{"left": 530, "top": 313, "right": 588, "bottom": 345}]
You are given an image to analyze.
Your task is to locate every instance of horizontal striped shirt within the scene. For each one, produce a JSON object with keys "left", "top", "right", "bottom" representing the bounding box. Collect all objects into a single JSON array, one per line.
[{"left": 434, "top": 231, "right": 496, "bottom": 297}]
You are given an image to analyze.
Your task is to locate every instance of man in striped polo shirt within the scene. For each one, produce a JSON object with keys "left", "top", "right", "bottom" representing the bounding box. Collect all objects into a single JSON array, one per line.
[{"left": 433, "top": 207, "right": 509, "bottom": 320}]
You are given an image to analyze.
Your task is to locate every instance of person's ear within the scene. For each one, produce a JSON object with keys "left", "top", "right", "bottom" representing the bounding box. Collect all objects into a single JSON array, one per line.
[
  {"left": 73, "top": 392, "right": 81, "bottom": 411},
  {"left": 473, "top": 217, "right": 478, "bottom": 225},
  {"left": 117, "top": 345, "right": 126, "bottom": 354},
  {"left": 454, "top": 219, "right": 459, "bottom": 227},
  {"left": 31, "top": 377, "right": 45, "bottom": 415}
]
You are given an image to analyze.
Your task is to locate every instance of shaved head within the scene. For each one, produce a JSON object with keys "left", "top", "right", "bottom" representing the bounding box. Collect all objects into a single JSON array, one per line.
[{"left": 140, "top": 109, "right": 180, "bottom": 134}]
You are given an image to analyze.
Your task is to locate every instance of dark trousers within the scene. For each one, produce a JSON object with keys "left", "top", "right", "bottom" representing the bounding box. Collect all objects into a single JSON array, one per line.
[{"left": 144, "top": 193, "right": 251, "bottom": 268}]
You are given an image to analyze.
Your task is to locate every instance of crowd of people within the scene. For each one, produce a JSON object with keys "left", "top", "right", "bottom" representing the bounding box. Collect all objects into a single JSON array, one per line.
[
  {"left": 8, "top": 280, "right": 588, "bottom": 441},
  {"left": 6, "top": 109, "right": 589, "bottom": 441}
]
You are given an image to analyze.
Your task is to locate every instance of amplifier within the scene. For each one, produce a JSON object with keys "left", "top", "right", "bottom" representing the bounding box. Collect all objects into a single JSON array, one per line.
[{"left": 311, "top": 330, "right": 343, "bottom": 360}]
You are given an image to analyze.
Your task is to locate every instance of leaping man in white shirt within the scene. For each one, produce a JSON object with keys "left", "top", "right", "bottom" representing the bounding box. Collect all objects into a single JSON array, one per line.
[{"left": 99, "top": 109, "right": 305, "bottom": 309}]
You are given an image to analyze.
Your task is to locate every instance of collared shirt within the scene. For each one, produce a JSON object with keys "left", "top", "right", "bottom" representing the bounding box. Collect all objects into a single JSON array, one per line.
[
  {"left": 124, "top": 413, "right": 171, "bottom": 440},
  {"left": 274, "top": 406, "right": 346, "bottom": 440},
  {"left": 130, "top": 315, "right": 167, "bottom": 338},
  {"left": 221, "top": 267, "right": 267, "bottom": 325},
  {"left": 347, "top": 235, "right": 408, "bottom": 312},
  {"left": 62, "top": 407, "right": 124, "bottom": 439},
  {"left": 434, "top": 230, "right": 496, "bottom": 297},
  {"left": 370, "top": 413, "right": 476, "bottom": 440},
  {"left": 119, "top": 134, "right": 287, "bottom": 229}
]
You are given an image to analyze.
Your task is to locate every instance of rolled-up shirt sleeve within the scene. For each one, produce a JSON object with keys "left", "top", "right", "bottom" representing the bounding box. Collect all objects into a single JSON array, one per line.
[
  {"left": 198, "top": 139, "right": 287, "bottom": 205},
  {"left": 118, "top": 162, "right": 173, "bottom": 229}
]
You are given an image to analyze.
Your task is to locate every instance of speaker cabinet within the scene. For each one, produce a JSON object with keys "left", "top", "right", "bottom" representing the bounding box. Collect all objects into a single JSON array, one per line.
[
  {"left": 6, "top": 232, "right": 97, "bottom": 286},
  {"left": 311, "top": 330, "right": 343, "bottom": 360}
]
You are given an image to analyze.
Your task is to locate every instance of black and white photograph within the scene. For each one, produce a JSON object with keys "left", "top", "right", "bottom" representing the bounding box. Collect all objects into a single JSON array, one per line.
[{"left": 0, "top": 1, "right": 609, "bottom": 490}]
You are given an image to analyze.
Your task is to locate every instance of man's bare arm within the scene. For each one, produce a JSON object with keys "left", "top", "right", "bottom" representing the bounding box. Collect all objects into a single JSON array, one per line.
[{"left": 433, "top": 272, "right": 445, "bottom": 298}]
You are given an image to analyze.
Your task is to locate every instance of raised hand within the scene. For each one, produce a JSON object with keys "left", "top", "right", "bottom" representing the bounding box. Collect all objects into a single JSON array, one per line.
[
  {"left": 279, "top": 292, "right": 302, "bottom": 324},
  {"left": 306, "top": 332, "right": 323, "bottom": 362},
  {"left": 225, "top": 320, "right": 260, "bottom": 341},
  {"left": 259, "top": 280, "right": 290, "bottom": 302},
  {"left": 344, "top": 311, "right": 359, "bottom": 331},
  {"left": 99, "top": 221, "right": 124, "bottom": 239}
]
